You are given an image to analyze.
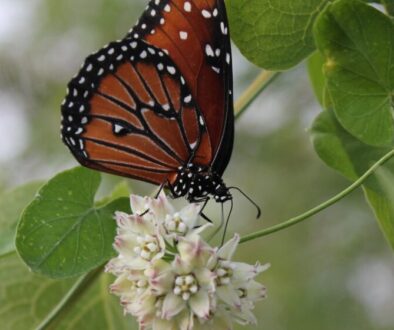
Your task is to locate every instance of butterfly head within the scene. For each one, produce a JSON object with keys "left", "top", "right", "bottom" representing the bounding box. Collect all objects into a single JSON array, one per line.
[{"left": 171, "top": 163, "right": 232, "bottom": 203}]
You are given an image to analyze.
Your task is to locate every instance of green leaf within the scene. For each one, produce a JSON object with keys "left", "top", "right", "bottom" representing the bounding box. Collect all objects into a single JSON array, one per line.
[
  {"left": 227, "top": 0, "right": 329, "bottom": 70},
  {"left": 16, "top": 167, "right": 130, "bottom": 279},
  {"left": 0, "top": 252, "right": 76, "bottom": 330},
  {"left": 50, "top": 272, "right": 136, "bottom": 330},
  {"left": 314, "top": 0, "right": 394, "bottom": 146},
  {"left": 365, "top": 188, "right": 394, "bottom": 248},
  {"left": 311, "top": 110, "right": 394, "bottom": 249},
  {"left": 0, "top": 182, "right": 43, "bottom": 256},
  {"left": 0, "top": 253, "right": 135, "bottom": 330},
  {"left": 308, "top": 52, "right": 327, "bottom": 106}
]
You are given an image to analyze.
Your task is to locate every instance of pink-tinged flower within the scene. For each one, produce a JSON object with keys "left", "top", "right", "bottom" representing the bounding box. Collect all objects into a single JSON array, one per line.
[
  {"left": 149, "top": 192, "right": 210, "bottom": 238},
  {"left": 107, "top": 193, "right": 269, "bottom": 330},
  {"left": 111, "top": 211, "right": 166, "bottom": 270},
  {"left": 207, "top": 234, "right": 270, "bottom": 326},
  {"left": 130, "top": 192, "right": 210, "bottom": 240},
  {"left": 150, "top": 236, "right": 216, "bottom": 322}
]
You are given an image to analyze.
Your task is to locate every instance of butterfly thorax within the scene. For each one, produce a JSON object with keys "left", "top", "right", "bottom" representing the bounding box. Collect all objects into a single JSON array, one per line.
[{"left": 171, "top": 163, "right": 232, "bottom": 203}]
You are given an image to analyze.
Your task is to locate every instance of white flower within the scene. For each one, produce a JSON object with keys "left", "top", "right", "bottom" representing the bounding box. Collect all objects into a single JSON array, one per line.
[
  {"left": 110, "top": 211, "right": 166, "bottom": 270},
  {"left": 208, "top": 234, "right": 270, "bottom": 325},
  {"left": 149, "top": 192, "right": 210, "bottom": 238},
  {"left": 160, "top": 236, "right": 216, "bottom": 319},
  {"left": 106, "top": 193, "right": 269, "bottom": 330},
  {"left": 130, "top": 192, "right": 210, "bottom": 240}
]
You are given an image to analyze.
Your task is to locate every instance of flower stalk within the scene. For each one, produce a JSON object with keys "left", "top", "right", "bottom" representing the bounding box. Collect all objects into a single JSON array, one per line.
[{"left": 234, "top": 70, "right": 279, "bottom": 119}]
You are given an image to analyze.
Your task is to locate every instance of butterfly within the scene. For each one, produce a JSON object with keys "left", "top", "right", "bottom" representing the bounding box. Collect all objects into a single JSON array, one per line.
[{"left": 61, "top": 0, "right": 235, "bottom": 205}]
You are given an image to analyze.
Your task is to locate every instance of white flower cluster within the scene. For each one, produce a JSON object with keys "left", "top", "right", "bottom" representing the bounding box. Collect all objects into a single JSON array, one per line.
[{"left": 106, "top": 193, "right": 269, "bottom": 330}]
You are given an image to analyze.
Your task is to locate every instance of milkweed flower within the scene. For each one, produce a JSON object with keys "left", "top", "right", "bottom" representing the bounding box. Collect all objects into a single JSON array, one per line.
[{"left": 106, "top": 193, "right": 269, "bottom": 330}]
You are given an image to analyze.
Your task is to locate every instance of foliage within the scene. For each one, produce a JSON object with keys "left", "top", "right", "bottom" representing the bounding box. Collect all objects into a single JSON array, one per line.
[
  {"left": 227, "top": 0, "right": 329, "bottom": 70},
  {"left": 0, "top": 253, "right": 135, "bottom": 329},
  {"left": 16, "top": 167, "right": 130, "bottom": 278},
  {"left": 308, "top": 0, "right": 394, "bottom": 248},
  {"left": 0, "top": 182, "right": 43, "bottom": 255},
  {"left": 232, "top": 0, "right": 394, "bottom": 249}
]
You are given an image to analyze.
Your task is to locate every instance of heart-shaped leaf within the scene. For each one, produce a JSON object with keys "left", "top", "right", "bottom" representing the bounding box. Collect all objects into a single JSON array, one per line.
[
  {"left": 0, "top": 182, "right": 43, "bottom": 256},
  {"left": 311, "top": 110, "right": 394, "bottom": 249},
  {"left": 314, "top": 0, "right": 394, "bottom": 146},
  {"left": 16, "top": 167, "right": 130, "bottom": 279},
  {"left": 228, "top": 0, "right": 329, "bottom": 70}
]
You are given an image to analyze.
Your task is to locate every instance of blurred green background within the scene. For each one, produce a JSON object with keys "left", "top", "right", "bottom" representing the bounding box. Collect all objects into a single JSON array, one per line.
[{"left": 0, "top": 0, "right": 393, "bottom": 329}]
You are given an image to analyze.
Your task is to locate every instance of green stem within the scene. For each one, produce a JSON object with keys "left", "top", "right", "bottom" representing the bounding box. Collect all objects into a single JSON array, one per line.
[
  {"left": 240, "top": 149, "right": 394, "bottom": 244},
  {"left": 36, "top": 267, "right": 103, "bottom": 330},
  {"left": 234, "top": 71, "right": 279, "bottom": 119}
]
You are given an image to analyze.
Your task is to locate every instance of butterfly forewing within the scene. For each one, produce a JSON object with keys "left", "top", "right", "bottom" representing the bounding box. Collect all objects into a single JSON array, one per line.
[
  {"left": 128, "top": 0, "right": 234, "bottom": 173},
  {"left": 61, "top": 39, "right": 211, "bottom": 185}
]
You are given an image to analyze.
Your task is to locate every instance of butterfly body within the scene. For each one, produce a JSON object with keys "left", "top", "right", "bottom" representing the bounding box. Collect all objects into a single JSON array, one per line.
[
  {"left": 61, "top": 0, "right": 234, "bottom": 204},
  {"left": 171, "top": 163, "right": 231, "bottom": 203}
]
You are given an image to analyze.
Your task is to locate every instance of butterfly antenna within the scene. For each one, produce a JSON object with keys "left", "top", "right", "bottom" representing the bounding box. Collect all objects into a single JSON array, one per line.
[
  {"left": 229, "top": 186, "right": 261, "bottom": 219},
  {"left": 221, "top": 199, "right": 233, "bottom": 246}
]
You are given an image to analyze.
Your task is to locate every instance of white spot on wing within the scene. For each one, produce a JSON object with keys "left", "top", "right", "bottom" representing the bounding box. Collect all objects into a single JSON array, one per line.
[
  {"left": 202, "top": 9, "right": 211, "bottom": 18},
  {"left": 205, "top": 44, "right": 214, "bottom": 57},
  {"left": 179, "top": 31, "right": 188, "bottom": 40},
  {"left": 184, "top": 95, "right": 192, "bottom": 103},
  {"left": 184, "top": 2, "right": 192, "bottom": 12},
  {"left": 140, "top": 50, "right": 147, "bottom": 59},
  {"left": 114, "top": 124, "right": 124, "bottom": 134},
  {"left": 167, "top": 66, "right": 176, "bottom": 75},
  {"left": 226, "top": 53, "right": 231, "bottom": 64}
]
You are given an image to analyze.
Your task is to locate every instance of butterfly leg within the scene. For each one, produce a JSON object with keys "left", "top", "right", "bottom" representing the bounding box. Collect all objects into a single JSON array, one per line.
[
  {"left": 138, "top": 181, "right": 168, "bottom": 217},
  {"left": 200, "top": 212, "right": 213, "bottom": 223},
  {"left": 190, "top": 197, "right": 212, "bottom": 223},
  {"left": 154, "top": 181, "right": 167, "bottom": 198}
]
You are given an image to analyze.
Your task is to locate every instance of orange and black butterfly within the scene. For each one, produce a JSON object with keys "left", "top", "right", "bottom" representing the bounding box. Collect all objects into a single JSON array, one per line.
[{"left": 61, "top": 0, "right": 234, "bottom": 204}]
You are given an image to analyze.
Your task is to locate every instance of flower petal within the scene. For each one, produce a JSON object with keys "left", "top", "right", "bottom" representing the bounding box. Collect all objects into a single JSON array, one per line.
[
  {"left": 244, "top": 281, "right": 267, "bottom": 301},
  {"left": 179, "top": 203, "right": 202, "bottom": 227},
  {"left": 189, "top": 291, "right": 210, "bottom": 319},
  {"left": 179, "top": 311, "right": 195, "bottom": 330},
  {"left": 217, "top": 285, "right": 241, "bottom": 309},
  {"left": 109, "top": 274, "right": 133, "bottom": 296},
  {"left": 194, "top": 267, "right": 216, "bottom": 292},
  {"left": 172, "top": 255, "right": 193, "bottom": 274},
  {"left": 148, "top": 262, "right": 174, "bottom": 295},
  {"left": 191, "top": 223, "right": 213, "bottom": 236},
  {"left": 130, "top": 194, "right": 149, "bottom": 214},
  {"left": 150, "top": 191, "right": 175, "bottom": 220},
  {"left": 162, "top": 293, "right": 185, "bottom": 319},
  {"left": 232, "top": 262, "right": 270, "bottom": 282},
  {"left": 217, "top": 234, "right": 240, "bottom": 260},
  {"left": 177, "top": 235, "right": 213, "bottom": 266}
]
